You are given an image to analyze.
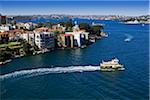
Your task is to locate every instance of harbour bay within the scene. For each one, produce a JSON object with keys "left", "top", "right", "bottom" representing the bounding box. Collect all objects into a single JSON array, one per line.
[{"left": 0, "top": 19, "right": 149, "bottom": 99}]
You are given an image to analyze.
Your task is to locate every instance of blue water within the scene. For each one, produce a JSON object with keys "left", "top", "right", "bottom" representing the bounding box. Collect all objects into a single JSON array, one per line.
[{"left": 0, "top": 19, "right": 149, "bottom": 100}]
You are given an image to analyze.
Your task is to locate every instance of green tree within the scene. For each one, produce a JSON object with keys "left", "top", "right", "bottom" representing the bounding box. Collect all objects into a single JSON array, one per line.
[
  {"left": 33, "top": 45, "right": 39, "bottom": 51},
  {"left": 91, "top": 25, "right": 103, "bottom": 36},
  {"left": 59, "top": 21, "right": 74, "bottom": 31},
  {"left": 45, "top": 22, "right": 54, "bottom": 28},
  {"left": 5, "top": 47, "right": 12, "bottom": 52},
  {"left": 65, "top": 22, "right": 74, "bottom": 28},
  {"left": 79, "top": 23, "right": 91, "bottom": 31},
  {"left": 0, "top": 51, "right": 12, "bottom": 61},
  {"left": 58, "top": 22, "right": 65, "bottom": 26},
  {"left": 23, "top": 42, "right": 33, "bottom": 55},
  {"left": 54, "top": 30, "right": 60, "bottom": 35},
  {"left": 37, "top": 22, "right": 45, "bottom": 28}
]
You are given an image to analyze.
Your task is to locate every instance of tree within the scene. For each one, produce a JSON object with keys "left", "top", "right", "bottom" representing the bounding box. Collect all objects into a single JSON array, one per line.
[
  {"left": 33, "top": 45, "right": 39, "bottom": 51},
  {"left": 79, "top": 23, "right": 91, "bottom": 31},
  {"left": 54, "top": 30, "right": 60, "bottom": 35},
  {"left": 0, "top": 51, "right": 12, "bottom": 61},
  {"left": 45, "top": 22, "right": 54, "bottom": 28},
  {"left": 58, "top": 22, "right": 65, "bottom": 26},
  {"left": 18, "top": 39, "right": 26, "bottom": 44},
  {"left": 23, "top": 42, "right": 33, "bottom": 55},
  {"left": 91, "top": 25, "right": 103, "bottom": 36},
  {"left": 65, "top": 22, "right": 74, "bottom": 28},
  {"left": 58, "top": 21, "right": 74, "bottom": 32},
  {"left": 37, "top": 22, "right": 45, "bottom": 28},
  {"left": 5, "top": 47, "right": 12, "bottom": 52}
]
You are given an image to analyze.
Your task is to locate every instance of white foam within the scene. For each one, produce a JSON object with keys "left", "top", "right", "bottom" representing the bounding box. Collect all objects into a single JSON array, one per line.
[
  {"left": 0, "top": 66, "right": 100, "bottom": 80},
  {"left": 124, "top": 34, "right": 133, "bottom": 42}
]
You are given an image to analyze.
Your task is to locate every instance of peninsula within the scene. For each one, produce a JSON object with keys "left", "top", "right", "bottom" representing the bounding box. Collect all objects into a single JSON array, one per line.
[{"left": 0, "top": 15, "right": 107, "bottom": 65}]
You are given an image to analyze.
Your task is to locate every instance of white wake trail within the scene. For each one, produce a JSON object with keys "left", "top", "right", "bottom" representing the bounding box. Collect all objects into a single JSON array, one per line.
[{"left": 0, "top": 66, "right": 100, "bottom": 80}]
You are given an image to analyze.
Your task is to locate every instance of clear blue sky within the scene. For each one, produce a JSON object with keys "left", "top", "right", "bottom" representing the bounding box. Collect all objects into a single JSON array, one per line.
[{"left": 0, "top": 1, "right": 149, "bottom": 16}]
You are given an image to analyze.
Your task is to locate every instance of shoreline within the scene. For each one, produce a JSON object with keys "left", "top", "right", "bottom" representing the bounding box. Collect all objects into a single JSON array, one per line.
[
  {"left": 0, "top": 47, "right": 87, "bottom": 66},
  {"left": 0, "top": 59, "right": 12, "bottom": 65},
  {"left": 0, "top": 33, "right": 108, "bottom": 66}
]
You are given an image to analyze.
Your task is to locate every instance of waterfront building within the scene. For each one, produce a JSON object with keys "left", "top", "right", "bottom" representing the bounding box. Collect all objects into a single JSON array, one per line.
[
  {"left": 0, "top": 25, "right": 10, "bottom": 32},
  {"left": 65, "top": 30, "right": 89, "bottom": 47},
  {"left": 72, "top": 24, "right": 80, "bottom": 32},
  {"left": 8, "top": 29, "right": 25, "bottom": 41},
  {"left": 34, "top": 28, "right": 55, "bottom": 49},
  {"left": 58, "top": 34, "right": 74, "bottom": 48},
  {"left": 0, "top": 29, "right": 25, "bottom": 43}
]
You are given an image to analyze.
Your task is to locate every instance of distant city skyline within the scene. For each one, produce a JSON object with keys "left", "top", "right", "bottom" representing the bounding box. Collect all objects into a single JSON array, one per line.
[{"left": 0, "top": 1, "right": 149, "bottom": 16}]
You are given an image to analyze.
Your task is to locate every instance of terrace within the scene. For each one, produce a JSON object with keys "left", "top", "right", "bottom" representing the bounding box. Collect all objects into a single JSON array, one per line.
[{"left": 0, "top": 42, "right": 22, "bottom": 49}]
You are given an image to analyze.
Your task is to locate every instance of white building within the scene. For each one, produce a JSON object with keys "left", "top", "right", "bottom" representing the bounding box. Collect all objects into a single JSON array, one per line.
[
  {"left": 65, "top": 30, "right": 89, "bottom": 47},
  {"left": 16, "top": 22, "right": 37, "bottom": 30},
  {"left": 20, "top": 31, "right": 35, "bottom": 45},
  {"left": 34, "top": 30, "right": 55, "bottom": 49},
  {"left": 72, "top": 24, "right": 80, "bottom": 32},
  {"left": 0, "top": 25, "right": 9, "bottom": 32},
  {"left": 24, "top": 22, "right": 36, "bottom": 30}
]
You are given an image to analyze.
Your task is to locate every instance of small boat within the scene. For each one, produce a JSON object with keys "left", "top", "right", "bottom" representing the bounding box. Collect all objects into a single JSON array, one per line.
[
  {"left": 142, "top": 24, "right": 145, "bottom": 26},
  {"left": 90, "top": 38, "right": 96, "bottom": 43},
  {"left": 124, "top": 38, "right": 131, "bottom": 42},
  {"left": 124, "top": 34, "right": 133, "bottom": 42},
  {"left": 100, "top": 58, "right": 125, "bottom": 71},
  {"left": 104, "top": 34, "right": 108, "bottom": 37}
]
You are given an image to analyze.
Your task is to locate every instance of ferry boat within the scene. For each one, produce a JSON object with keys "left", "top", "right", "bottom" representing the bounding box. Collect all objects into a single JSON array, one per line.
[{"left": 100, "top": 58, "right": 125, "bottom": 71}]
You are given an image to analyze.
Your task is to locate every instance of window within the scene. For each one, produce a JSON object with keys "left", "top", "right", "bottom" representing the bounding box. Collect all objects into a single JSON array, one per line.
[
  {"left": 40, "top": 34, "right": 44, "bottom": 38},
  {"left": 45, "top": 34, "right": 48, "bottom": 37},
  {"left": 37, "top": 35, "right": 39, "bottom": 39}
]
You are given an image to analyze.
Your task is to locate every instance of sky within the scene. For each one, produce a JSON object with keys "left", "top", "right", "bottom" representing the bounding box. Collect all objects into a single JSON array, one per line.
[{"left": 0, "top": 1, "right": 149, "bottom": 16}]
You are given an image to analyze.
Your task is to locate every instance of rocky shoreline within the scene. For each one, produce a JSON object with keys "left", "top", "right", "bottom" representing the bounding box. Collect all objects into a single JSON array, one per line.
[{"left": 0, "top": 32, "right": 108, "bottom": 66}]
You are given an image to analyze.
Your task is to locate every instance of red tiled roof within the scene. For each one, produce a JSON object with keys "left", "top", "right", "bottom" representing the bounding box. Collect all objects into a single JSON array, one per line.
[
  {"left": 34, "top": 27, "right": 53, "bottom": 32},
  {"left": 0, "top": 32, "right": 8, "bottom": 35},
  {"left": 63, "top": 34, "right": 73, "bottom": 36},
  {"left": 8, "top": 29, "right": 24, "bottom": 33}
]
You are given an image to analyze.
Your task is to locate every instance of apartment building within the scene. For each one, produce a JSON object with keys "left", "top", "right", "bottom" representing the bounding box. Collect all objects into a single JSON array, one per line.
[{"left": 34, "top": 28, "right": 55, "bottom": 49}]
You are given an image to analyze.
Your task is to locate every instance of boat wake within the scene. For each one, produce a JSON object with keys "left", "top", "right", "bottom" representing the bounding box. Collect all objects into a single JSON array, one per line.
[
  {"left": 0, "top": 66, "right": 100, "bottom": 81},
  {"left": 124, "top": 34, "right": 133, "bottom": 42}
]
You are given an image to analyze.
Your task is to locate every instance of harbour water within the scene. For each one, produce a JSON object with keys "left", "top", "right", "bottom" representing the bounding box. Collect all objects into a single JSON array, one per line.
[{"left": 0, "top": 19, "right": 149, "bottom": 99}]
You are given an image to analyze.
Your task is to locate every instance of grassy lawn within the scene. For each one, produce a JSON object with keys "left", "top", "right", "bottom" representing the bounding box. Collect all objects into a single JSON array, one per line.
[{"left": 0, "top": 42, "right": 21, "bottom": 48}]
